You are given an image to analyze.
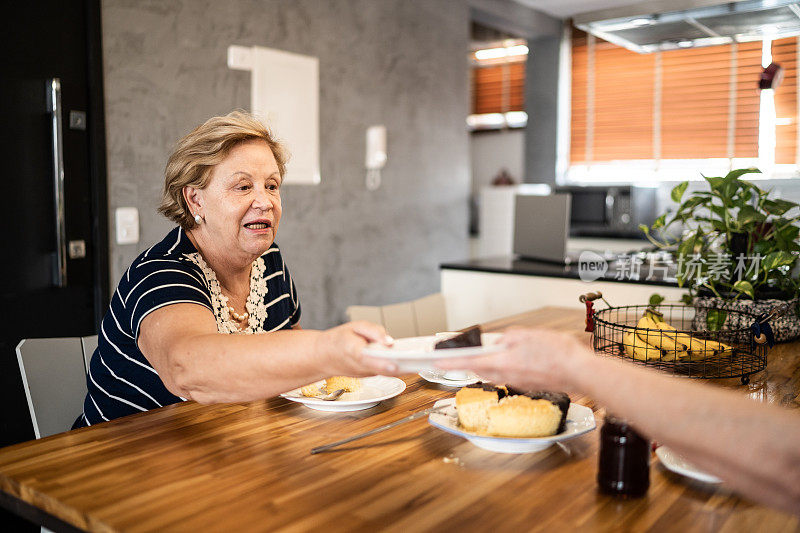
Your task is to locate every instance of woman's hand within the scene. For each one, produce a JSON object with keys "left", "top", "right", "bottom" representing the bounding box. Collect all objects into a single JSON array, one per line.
[
  {"left": 436, "top": 327, "right": 592, "bottom": 391},
  {"left": 316, "top": 321, "right": 398, "bottom": 377}
]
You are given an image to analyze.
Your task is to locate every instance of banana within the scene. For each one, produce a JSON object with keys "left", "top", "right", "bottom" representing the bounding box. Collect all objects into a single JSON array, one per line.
[
  {"left": 622, "top": 331, "right": 674, "bottom": 362},
  {"left": 634, "top": 316, "right": 688, "bottom": 354},
  {"left": 644, "top": 307, "right": 664, "bottom": 323},
  {"left": 644, "top": 309, "right": 733, "bottom": 360}
]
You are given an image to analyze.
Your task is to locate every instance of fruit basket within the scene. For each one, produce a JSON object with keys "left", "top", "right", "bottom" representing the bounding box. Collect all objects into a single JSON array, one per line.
[{"left": 580, "top": 292, "right": 786, "bottom": 384}]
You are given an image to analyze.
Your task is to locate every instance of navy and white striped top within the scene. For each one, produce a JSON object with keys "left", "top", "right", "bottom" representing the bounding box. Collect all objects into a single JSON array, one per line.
[{"left": 77, "top": 227, "right": 301, "bottom": 427}]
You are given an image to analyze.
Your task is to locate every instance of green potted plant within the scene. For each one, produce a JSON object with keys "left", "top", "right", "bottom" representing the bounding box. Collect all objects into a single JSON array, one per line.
[{"left": 641, "top": 168, "right": 800, "bottom": 341}]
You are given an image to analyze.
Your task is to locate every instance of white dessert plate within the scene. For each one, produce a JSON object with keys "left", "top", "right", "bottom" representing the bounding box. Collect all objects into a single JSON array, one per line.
[
  {"left": 656, "top": 446, "right": 722, "bottom": 484},
  {"left": 428, "top": 398, "right": 596, "bottom": 454},
  {"left": 418, "top": 369, "right": 481, "bottom": 387},
  {"left": 281, "top": 376, "right": 406, "bottom": 412},
  {"left": 363, "top": 333, "right": 504, "bottom": 372}
]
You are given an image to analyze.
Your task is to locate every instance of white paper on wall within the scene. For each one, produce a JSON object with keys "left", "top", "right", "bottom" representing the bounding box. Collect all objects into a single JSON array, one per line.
[{"left": 228, "top": 44, "right": 320, "bottom": 185}]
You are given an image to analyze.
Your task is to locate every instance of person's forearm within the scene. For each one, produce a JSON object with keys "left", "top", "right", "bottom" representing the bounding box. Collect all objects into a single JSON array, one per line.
[
  {"left": 570, "top": 354, "right": 800, "bottom": 514},
  {"left": 168, "top": 330, "right": 332, "bottom": 403}
]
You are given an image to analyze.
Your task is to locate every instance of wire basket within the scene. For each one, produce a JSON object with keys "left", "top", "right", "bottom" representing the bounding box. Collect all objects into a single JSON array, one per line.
[{"left": 582, "top": 293, "right": 776, "bottom": 384}]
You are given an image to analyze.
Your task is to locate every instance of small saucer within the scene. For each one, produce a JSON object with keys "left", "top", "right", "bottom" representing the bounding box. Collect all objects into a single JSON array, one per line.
[{"left": 418, "top": 369, "right": 480, "bottom": 387}]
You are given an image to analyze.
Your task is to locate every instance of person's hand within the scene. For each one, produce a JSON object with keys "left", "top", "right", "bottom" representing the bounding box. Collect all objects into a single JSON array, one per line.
[
  {"left": 316, "top": 321, "right": 398, "bottom": 376},
  {"left": 436, "top": 327, "right": 592, "bottom": 391}
]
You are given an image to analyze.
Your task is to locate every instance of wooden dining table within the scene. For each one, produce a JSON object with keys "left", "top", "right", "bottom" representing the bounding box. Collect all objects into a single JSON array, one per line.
[{"left": 0, "top": 306, "right": 798, "bottom": 532}]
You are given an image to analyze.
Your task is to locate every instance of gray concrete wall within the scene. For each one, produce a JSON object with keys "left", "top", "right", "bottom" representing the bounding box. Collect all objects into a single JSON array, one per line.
[{"left": 102, "top": 0, "right": 470, "bottom": 329}]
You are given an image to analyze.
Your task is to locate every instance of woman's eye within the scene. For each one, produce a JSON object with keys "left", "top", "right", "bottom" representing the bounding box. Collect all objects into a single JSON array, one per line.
[
  {"left": 237, "top": 184, "right": 251, "bottom": 191},
  {"left": 268, "top": 184, "right": 278, "bottom": 191}
]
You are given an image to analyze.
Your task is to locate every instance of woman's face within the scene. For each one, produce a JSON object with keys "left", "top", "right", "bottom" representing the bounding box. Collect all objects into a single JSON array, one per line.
[{"left": 188, "top": 139, "right": 282, "bottom": 263}]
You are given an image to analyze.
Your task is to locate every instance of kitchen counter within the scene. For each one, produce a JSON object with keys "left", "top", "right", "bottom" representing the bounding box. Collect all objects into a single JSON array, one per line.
[
  {"left": 442, "top": 254, "right": 680, "bottom": 288},
  {"left": 440, "top": 255, "right": 687, "bottom": 330}
]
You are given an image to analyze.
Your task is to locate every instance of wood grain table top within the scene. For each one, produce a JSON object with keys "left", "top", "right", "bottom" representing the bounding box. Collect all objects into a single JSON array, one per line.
[{"left": 1, "top": 307, "right": 798, "bottom": 532}]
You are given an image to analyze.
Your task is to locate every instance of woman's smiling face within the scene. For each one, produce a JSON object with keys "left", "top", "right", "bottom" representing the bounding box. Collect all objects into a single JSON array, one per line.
[{"left": 186, "top": 139, "right": 282, "bottom": 264}]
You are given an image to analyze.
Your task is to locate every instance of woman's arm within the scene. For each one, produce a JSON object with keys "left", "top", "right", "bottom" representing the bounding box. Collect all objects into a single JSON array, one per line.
[
  {"left": 138, "top": 303, "right": 396, "bottom": 404},
  {"left": 438, "top": 328, "right": 800, "bottom": 515}
]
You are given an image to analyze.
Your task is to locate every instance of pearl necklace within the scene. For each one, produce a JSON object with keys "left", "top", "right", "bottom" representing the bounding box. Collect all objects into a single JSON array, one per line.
[{"left": 227, "top": 305, "right": 249, "bottom": 323}]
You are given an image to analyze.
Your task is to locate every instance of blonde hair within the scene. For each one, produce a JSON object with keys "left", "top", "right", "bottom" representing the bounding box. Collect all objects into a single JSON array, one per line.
[{"left": 159, "top": 111, "right": 288, "bottom": 229}]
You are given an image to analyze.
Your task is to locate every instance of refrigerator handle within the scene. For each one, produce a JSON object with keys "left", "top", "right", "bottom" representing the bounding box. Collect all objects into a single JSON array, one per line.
[{"left": 47, "top": 78, "right": 67, "bottom": 287}]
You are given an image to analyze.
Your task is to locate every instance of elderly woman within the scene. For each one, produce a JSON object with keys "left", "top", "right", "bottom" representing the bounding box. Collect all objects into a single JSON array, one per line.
[{"left": 76, "top": 111, "right": 393, "bottom": 427}]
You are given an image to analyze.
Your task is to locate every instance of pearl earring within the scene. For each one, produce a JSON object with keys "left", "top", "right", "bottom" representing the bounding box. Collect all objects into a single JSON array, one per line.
[{"left": 194, "top": 213, "right": 203, "bottom": 225}]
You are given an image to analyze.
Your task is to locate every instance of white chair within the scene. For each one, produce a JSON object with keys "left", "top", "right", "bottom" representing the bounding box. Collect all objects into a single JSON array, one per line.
[
  {"left": 15, "top": 337, "right": 88, "bottom": 439},
  {"left": 80, "top": 334, "right": 98, "bottom": 372},
  {"left": 347, "top": 293, "right": 449, "bottom": 338}
]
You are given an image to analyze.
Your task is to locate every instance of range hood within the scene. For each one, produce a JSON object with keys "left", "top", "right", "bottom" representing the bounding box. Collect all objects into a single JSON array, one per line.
[{"left": 573, "top": 0, "right": 800, "bottom": 53}]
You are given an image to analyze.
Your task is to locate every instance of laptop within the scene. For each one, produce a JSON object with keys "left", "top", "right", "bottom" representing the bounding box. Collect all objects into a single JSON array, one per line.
[{"left": 512, "top": 193, "right": 575, "bottom": 264}]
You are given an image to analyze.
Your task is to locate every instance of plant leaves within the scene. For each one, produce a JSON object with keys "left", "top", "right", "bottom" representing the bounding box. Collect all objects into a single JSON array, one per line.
[
  {"left": 707, "top": 309, "right": 728, "bottom": 331},
  {"left": 649, "top": 293, "right": 665, "bottom": 306},
  {"left": 779, "top": 224, "right": 800, "bottom": 242},
  {"left": 680, "top": 293, "right": 693, "bottom": 304},
  {"left": 709, "top": 204, "right": 726, "bottom": 219},
  {"left": 724, "top": 168, "right": 761, "bottom": 180},
  {"left": 737, "top": 205, "right": 765, "bottom": 226},
  {"left": 652, "top": 214, "right": 666, "bottom": 230},
  {"left": 705, "top": 176, "right": 724, "bottom": 192},
  {"left": 763, "top": 199, "right": 799, "bottom": 216},
  {"left": 732, "top": 280, "right": 755, "bottom": 299},
  {"left": 671, "top": 182, "right": 689, "bottom": 203},
  {"left": 761, "top": 251, "right": 796, "bottom": 272}
]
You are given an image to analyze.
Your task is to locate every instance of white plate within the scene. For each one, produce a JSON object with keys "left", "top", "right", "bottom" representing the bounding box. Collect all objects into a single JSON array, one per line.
[
  {"left": 428, "top": 398, "right": 596, "bottom": 454},
  {"left": 418, "top": 369, "right": 480, "bottom": 387},
  {"left": 656, "top": 446, "right": 722, "bottom": 484},
  {"left": 281, "top": 376, "right": 406, "bottom": 412},
  {"left": 363, "top": 333, "right": 504, "bottom": 372}
]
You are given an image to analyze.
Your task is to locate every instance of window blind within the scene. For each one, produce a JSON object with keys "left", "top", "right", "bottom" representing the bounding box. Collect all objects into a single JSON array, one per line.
[
  {"left": 571, "top": 28, "right": 762, "bottom": 164},
  {"left": 773, "top": 36, "right": 798, "bottom": 164},
  {"left": 471, "top": 62, "right": 525, "bottom": 115}
]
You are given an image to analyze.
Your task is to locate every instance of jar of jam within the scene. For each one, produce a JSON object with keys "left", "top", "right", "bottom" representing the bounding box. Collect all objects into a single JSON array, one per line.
[{"left": 597, "top": 414, "right": 650, "bottom": 497}]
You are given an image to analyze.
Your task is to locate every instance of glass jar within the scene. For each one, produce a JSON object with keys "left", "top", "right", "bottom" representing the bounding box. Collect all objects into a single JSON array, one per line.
[{"left": 597, "top": 414, "right": 650, "bottom": 497}]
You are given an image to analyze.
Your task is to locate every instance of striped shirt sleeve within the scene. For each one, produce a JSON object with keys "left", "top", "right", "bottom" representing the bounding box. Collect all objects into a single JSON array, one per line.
[
  {"left": 282, "top": 256, "right": 301, "bottom": 327},
  {"left": 124, "top": 260, "right": 213, "bottom": 340}
]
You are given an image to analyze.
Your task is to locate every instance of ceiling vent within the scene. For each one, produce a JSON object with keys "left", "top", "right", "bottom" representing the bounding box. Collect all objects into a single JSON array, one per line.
[{"left": 574, "top": 0, "right": 800, "bottom": 53}]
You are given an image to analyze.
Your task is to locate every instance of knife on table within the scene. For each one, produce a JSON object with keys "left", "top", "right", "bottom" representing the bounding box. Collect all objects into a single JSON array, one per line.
[{"left": 310, "top": 405, "right": 447, "bottom": 454}]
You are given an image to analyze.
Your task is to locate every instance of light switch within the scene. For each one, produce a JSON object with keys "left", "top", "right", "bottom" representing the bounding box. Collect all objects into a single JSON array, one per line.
[{"left": 115, "top": 207, "right": 139, "bottom": 245}]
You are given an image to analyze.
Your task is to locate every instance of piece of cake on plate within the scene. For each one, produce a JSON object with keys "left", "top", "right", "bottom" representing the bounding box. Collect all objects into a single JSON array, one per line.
[
  {"left": 299, "top": 376, "right": 361, "bottom": 397},
  {"left": 487, "top": 396, "right": 563, "bottom": 438},
  {"left": 324, "top": 376, "right": 361, "bottom": 394},
  {"left": 454, "top": 382, "right": 571, "bottom": 437},
  {"left": 434, "top": 326, "right": 482, "bottom": 350},
  {"left": 454, "top": 382, "right": 507, "bottom": 432}
]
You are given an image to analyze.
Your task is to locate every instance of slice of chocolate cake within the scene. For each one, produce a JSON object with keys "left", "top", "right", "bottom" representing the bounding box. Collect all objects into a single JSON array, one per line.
[
  {"left": 506, "top": 387, "right": 571, "bottom": 433},
  {"left": 434, "top": 326, "right": 482, "bottom": 349}
]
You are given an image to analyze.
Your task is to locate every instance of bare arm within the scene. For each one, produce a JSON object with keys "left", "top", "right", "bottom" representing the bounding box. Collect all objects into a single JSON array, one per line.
[
  {"left": 439, "top": 328, "right": 800, "bottom": 515},
  {"left": 138, "top": 303, "right": 395, "bottom": 404}
]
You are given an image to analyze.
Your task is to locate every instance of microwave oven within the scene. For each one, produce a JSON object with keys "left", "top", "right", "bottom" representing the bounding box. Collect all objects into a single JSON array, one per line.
[{"left": 554, "top": 186, "right": 656, "bottom": 238}]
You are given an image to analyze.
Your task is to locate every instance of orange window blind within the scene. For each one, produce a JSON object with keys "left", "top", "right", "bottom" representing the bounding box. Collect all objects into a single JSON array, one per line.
[
  {"left": 472, "top": 62, "right": 525, "bottom": 115},
  {"left": 773, "top": 37, "right": 798, "bottom": 164},
  {"left": 571, "top": 28, "right": 764, "bottom": 164}
]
